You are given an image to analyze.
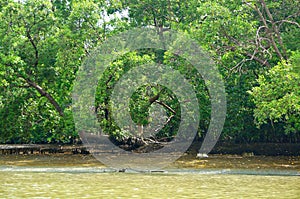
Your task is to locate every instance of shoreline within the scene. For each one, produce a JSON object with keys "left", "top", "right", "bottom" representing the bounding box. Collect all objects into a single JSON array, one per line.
[
  {"left": 0, "top": 153, "right": 299, "bottom": 171},
  {"left": 0, "top": 142, "right": 299, "bottom": 156}
]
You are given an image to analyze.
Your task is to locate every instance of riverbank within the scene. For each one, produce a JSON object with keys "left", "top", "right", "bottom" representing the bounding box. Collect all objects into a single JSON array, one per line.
[
  {"left": 189, "top": 142, "right": 300, "bottom": 156},
  {"left": 0, "top": 142, "right": 299, "bottom": 156}
]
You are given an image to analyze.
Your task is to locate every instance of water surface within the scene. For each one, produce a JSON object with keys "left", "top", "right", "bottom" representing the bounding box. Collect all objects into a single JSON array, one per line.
[{"left": 0, "top": 154, "right": 299, "bottom": 198}]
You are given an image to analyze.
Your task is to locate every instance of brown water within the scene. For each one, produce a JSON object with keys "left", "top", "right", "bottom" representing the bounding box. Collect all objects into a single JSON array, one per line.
[{"left": 0, "top": 154, "right": 299, "bottom": 198}]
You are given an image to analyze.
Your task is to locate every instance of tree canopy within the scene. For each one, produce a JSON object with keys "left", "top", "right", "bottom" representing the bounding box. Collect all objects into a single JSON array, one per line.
[{"left": 0, "top": 0, "right": 299, "bottom": 144}]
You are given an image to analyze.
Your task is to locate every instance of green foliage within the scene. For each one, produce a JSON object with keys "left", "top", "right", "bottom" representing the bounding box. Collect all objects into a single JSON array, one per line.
[
  {"left": 95, "top": 51, "right": 153, "bottom": 139},
  {"left": 0, "top": 0, "right": 114, "bottom": 143},
  {"left": 0, "top": 0, "right": 299, "bottom": 143},
  {"left": 250, "top": 52, "right": 300, "bottom": 134},
  {"left": 95, "top": 51, "right": 185, "bottom": 140}
]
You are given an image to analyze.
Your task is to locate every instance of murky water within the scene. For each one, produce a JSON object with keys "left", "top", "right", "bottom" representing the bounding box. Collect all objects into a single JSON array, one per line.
[{"left": 0, "top": 154, "right": 299, "bottom": 198}]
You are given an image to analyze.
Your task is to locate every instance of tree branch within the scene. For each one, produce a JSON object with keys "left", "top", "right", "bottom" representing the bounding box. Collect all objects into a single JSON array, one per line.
[
  {"left": 149, "top": 94, "right": 160, "bottom": 104},
  {"left": 24, "top": 77, "right": 64, "bottom": 117},
  {"left": 25, "top": 27, "right": 39, "bottom": 69},
  {"left": 243, "top": 52, "right": 271, "bottom": 67},
  {"left": 255, "top": 3, "right": 282, "bottom": 60},
  {"left": 277, "top": 20, "right": 300, "bottom": 28},
  {"left": 221, "top": 28, "right": 271, "bottom": 67},
  {"left": 260, "top": 0, "right": 287, "bottom": 59},
  {"left": 155, "top": 100, "right": 176, "bottom": 115}
]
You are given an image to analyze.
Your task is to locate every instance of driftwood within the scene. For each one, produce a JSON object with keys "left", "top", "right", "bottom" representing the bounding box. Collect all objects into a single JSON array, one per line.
[{"left": 113, "top": 136, "right": 174, "bottom": 153}]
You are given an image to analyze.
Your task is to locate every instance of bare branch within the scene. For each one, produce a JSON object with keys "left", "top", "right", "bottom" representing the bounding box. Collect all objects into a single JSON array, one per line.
[
  {"left": 221, "top": 28, "right": 271, "bottom": 68},
  {"left": 155, "top": 100, "right": 176, "bottom": 115},
  {"left": 243, "top": 52, "right": 270, "bottom": 67},
  {"left": 154, "top": 115, "right": 174, "bottom": 132},
  {"left": 277, "top": 20, "right": 300, "bottom": 28},
  {"left": 260, "top": 0, "right": 287, "bottom": 59}
]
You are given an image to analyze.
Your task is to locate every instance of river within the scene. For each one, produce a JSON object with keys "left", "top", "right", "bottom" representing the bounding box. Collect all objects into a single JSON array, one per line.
[{"left": 0, "top": 154, "right": 299, "bottom": 198}]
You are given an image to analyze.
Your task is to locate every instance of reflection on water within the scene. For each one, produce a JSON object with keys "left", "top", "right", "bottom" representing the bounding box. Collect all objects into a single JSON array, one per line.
[{"left": 0, "top": 154, "right": 299, "bottom": 198}]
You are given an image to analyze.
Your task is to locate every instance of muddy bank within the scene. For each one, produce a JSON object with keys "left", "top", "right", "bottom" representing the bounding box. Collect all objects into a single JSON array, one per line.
[{"left": 0, "top": 153, "right": 299, "bottom": 171}]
